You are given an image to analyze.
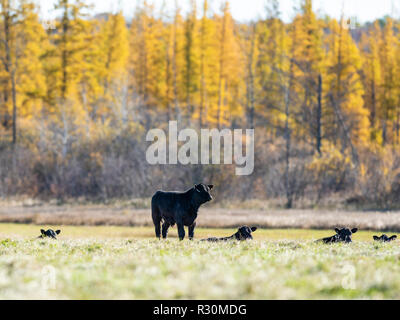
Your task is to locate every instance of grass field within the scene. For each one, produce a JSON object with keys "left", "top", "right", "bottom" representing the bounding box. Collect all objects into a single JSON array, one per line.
[{"left": 1, "top": 223, "right": 400, "bottom": 299}]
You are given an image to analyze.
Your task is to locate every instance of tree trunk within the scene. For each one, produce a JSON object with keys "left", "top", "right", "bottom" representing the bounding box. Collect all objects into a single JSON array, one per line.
[
  {"left": 2, "top": 0, "right": 17, "bottom": 145},
  {"left": 61, "top": 0, "right": 69, "bottom": 101},
  {"left": 284, "top": 58, "right": 295, "bottom": 209},
  {"left": 334, "top": 16, "right": 359, "bottom": 166},
  {"left": 370, "top": 72, "right": 376, "bottom": 128},
  {"left": 217, "top": 7, "right": 226, "bottom": 129},
  {"left": 10, "top": 69, "right": 16, "bottom": 145},
  {"left": 199, "top": 1, "right": 207, "bottom": 128},
  {"left": 316, "top": 74, "right": 322, "bottom": 155},
  {"left": 184, "top": 7, "right": 196, "bottom": 125},
  {"left": 247, "top": 23, "right": 256, "bottom": 130},
  {"left": 165, "top": 34, "right": 172, "bottom": 123},
  {"left": 172, "top": 8, "right": 181, "bottom": 123}
]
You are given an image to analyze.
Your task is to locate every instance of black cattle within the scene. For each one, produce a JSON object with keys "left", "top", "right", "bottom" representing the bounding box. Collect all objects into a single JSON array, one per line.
[
  {"left": 318, "top": 228, "right": 358, "bottom": 244},
  {"left": 38, "top": 229, "right": 61, "bottom": 239},
  {"left": 151, "top": 184, "right": 213, "bottom": 240},
  {"left": 202, "top": 226, "right": 257, "bottom": 242},
  {"left": 373, "top": 234, "right": 397, "bottom": 242}
]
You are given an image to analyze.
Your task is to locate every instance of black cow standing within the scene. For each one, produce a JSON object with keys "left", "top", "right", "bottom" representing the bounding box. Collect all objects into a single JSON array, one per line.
[{"left": 151, "top": 184, "right": 213, "bottom": 240}]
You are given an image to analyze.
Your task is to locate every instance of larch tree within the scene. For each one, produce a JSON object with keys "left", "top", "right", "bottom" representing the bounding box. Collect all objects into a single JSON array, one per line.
[
  {"left": 379, "top": 18, "right": 399, "bottom": 145},
  {"left": 325, "top": 17, "right": 370, "bottom": 164},
  {"left": 290, "top": 0, "right": 325, "bottom": 153},
  {"left": 256, "top": 0, "right": 290, "bottom": 136},
  {"left": 16, "top": 1, "right": 47, "bottom": 120},
  {"left": 0, "top": 0, "right": 47, "bottom": 144},
  {"left": 213, "top": 1, "right": 243, "bottom": 128},
  {"left": 171, "top": 3, "right": 185, "bottom": 123},
  {"left": 197, "top": 0, "right": 216, "bottom": 127},
  {"left": 182, "top": 0, "right": 199, "bottom": 124},
  {"left": 360, "top": 21, "right": 382, "bottom": 143},
  {"left": 0, "top": 0, "right": 19, "bottom": 144},
  {"left": 159, "top": 3, "right": 174, "bottom": 122},
  {"left": 240, "top": 21, "right": 258, "bottom": 130},
  {"left": 48, "top": 0, "right": 92, "bottom": 157},
  {"left": 96, "top": 11, "right": 129, "bottom": 124},
  {"left": 129, "top": 1, "right": 164, "bottom": 128}
]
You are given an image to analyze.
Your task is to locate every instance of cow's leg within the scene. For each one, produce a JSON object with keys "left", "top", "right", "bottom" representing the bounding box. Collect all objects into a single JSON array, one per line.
[
  {"left": 188, "top": 222, "right": 196, "bottom": 240},
  {"left": 162, "top": 222, "right": 170, "bottom": 239},
  {"left": 152, "top": 206, "right": 161, "bottom": 239},
  {"left": 177, "top": 221, "right": 185, "bottom": 241},
  {"left": 154, "top": 222, "right": 161, "bottom": 239}
]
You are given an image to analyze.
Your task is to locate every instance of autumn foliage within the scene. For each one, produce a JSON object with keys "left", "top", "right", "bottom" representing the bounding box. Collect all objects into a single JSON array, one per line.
[{"left": 0, "top": 0, "right": 399, "bottom": 209}]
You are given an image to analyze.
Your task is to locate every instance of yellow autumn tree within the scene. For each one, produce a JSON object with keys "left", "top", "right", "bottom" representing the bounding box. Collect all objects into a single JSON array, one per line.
[
  {"left": 196, "top": 0, "right": 218, "bottom": 127},
  {"left": 290, "top": 0, "right": 326, "bottom": 152},
  {"left": 16, "top": 1, "right": 47, "bottom": 120},
  {"left": 211, "top": 1, "right": 243, "bottom": 128},
  {"left": 95, "top": 12, "right": 129, "bottom": 124},
  {"left": 0, "top": 0, "right": 48, "bottom": 143},
  {"left": 181, "top": 0, "right": 199, "bottom": 124},
  {"left": 129, "top": 1, "right": 165, "bottom": 124},
  {"left": 50, "top": 0, "right": 93, "bottom": 126},
  {"left": 379, "top": 18, "right": 399, "bottom": 145},
  {"left": 325, "top": 17, "right": 370, "bottom": 162},
  {"left": 239, "top": 22, "right": 259, "bottom": 129},
  {"left": 255, "top": 0, "right": 291, "bottom": 135},
  {"left": 360, "top": 21, "right": 382, "bottom": 143}
]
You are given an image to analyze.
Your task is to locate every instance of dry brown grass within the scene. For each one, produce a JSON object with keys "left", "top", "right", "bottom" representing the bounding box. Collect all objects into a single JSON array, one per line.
[{"left": 0, "top": 201, "right": 400, "bottom": 231}]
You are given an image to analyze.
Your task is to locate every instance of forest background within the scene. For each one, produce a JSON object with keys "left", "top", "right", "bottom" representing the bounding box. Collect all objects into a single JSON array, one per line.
[{"left": 0, "top": 0, "right": 399, "bottom": 210}]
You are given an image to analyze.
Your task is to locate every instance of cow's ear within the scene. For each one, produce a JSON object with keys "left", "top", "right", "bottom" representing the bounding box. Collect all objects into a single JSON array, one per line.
[
  {"left": 208, "top": 185, "right": 213, "bottom": 190},
  {"left": 40, "top": 229, "right": 45, "bottom": 235},
  {"left": 335, "top": 228, "right": 340, "bottom": 234},
  {"left": 56, "top": 230, "right": 61, "bottom": 235},
  {"left": 373, "top": 236, "right": 379, "bottom": 241},
  {"left": 194, "top": 184, "right": 201, "bottom": 192},
  {"left": 251, "top": 227, "right": 257, "bottom": 232},
  {"left": 351, "top": 228, "right": 358, "bottom": 234}
]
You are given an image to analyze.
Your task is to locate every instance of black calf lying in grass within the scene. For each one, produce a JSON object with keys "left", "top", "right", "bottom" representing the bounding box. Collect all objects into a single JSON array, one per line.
[
  {"left": 38, "top": 229, "right": 61, "bottom": 239},
  {"left": 373, "top": 234, "right": 397, "bottom": 242},
  {"left": 318, "top": 228, "right": 358, "bottom": 244},
  {"left": 202, "top": 226, "right": 257, "bottom": 242}
]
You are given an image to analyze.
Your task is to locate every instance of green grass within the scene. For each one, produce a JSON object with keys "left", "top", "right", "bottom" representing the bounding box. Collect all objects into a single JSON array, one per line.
[{"left": 0, "top": 223, "right": 400, "bottom": 299}]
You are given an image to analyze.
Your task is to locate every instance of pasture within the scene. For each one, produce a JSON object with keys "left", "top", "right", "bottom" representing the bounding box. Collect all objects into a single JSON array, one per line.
[{"left": 1, "top": 223, "right": 400, "bottom": 299}]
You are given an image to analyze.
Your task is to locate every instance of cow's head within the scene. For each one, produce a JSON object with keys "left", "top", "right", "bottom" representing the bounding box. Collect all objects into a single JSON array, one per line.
[
  {"left": 235, "top": 226, "right": 257, "bottom": 240},
  {"left": 193, "top": 183, "right": 213, "bottom": 204},
  {"left": 40, "top": 229, "right": 61, "bottom": 239},
  {"left": 373, "top": 234, "right": 397, "bottom": 242},
  {"left": 334, "top": 227, "right": 358, "bottom": 243}
]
